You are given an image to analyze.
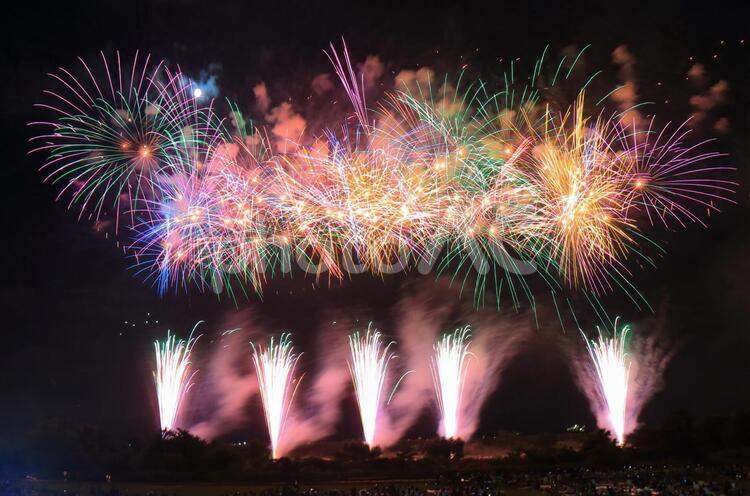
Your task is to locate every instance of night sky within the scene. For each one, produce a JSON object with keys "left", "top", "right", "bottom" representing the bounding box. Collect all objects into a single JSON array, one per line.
[{"left": 2, "top": 1, "right": 750, "bottom": 446}]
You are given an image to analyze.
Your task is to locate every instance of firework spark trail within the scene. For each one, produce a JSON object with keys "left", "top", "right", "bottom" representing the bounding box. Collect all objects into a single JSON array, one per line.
[
  {"left": 251, "top": 333, "right": 301, "bottom": 458},
  {"left": 431, "top": 326, "right": 472, "bottom": 439},
  {"left": 347, "top": 325, "right": 402, "bottom": 447},
  {"left": 153, "top": 323, "right": 201, "bottom": 432},
  {"left": 582, "top": 320, "right": 631, "bottom": 445}
]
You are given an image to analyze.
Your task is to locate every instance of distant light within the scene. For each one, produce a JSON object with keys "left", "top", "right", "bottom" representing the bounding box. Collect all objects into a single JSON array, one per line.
[{"left": 193, "top": 87, "right": 203, "bottom": 98}]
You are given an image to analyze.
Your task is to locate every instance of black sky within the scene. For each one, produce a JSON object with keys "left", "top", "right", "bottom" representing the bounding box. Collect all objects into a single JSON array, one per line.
[{"left": 2, "top": 0, "right": 750, "bottom": 445}]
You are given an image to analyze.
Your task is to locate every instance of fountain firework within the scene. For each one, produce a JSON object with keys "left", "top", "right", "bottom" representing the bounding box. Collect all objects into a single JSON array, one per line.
[
  {"left": 251, "top": 333, "right": 301, "bottom": 458},
  {"left": 582, "top": 320, "right": 631, "bottom": 445},
  {"left": 153, "top": 323, "right": 201, "bottom": 432},
  {"left": 431, "top": 326, "right": 473, "bottom": 439},
  {"left": 348, "top": 325, "right": 404, "bottom": 447}
]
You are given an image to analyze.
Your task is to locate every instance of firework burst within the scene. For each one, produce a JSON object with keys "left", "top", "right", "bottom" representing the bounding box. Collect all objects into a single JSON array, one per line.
[
  {"left": 30, "top": 51, "right": 219, "bottom": 229},
  {"left": 30, "top": 45, "right": 734, "bottom": 307}
]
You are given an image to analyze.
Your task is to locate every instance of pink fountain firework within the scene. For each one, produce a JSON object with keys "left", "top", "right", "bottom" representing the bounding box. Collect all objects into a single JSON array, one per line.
[
  {"left": 153, "top": 324, "right": 201, "bottom": 432},
  {"left": 251, "top": 333, "right": 301, "bottom": 459},
  {"left": 431, "top": 326, "right": 473, "bottom": 439},
  {"left": 347, "top": 325, "right": 407, "bottom": 447},
  {"left": 582, "top": 320, "right": 631, "bottom": 445},
  {"left": 577, "top": 315, "right": 673, "bottom": 446}
]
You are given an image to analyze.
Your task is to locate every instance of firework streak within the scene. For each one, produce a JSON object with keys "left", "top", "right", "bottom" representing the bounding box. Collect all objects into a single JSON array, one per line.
[
  {"left": 31, "top": 45, "right": 734, "bottom": 306},
  {"left": 153, "top": 325, "right": 200, "bottom": 431}
]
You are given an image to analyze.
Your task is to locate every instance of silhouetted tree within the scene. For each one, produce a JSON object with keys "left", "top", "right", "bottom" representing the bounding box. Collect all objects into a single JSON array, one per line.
[
  {"left": 424, "top": 438, "right": 464, "bottom": 460},
  {"left": 335, "top": 441, "right": 381, "bottom": 462}
]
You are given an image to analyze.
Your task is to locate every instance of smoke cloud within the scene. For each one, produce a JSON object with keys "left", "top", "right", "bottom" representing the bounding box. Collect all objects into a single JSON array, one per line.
[
  {"left": 689, "top": 80, "right": 730, "bottom": 133},
  {"left": 611, "top": 45, "right": 644, "bottom": 129},
  {"left": 359, "top": 55, "right": 385, "bottom": 89},
  {"left": 276, "top": 318, "right": 351, "bottom": 456},
  {"left": 394, "top": 67, "right": 435, "bottom": 95},
  {"left": 188, "top": 311, "right": 260, "bottom": 440},
  {"left": 265, "top": 102, "right": 306, "bottom": 154},
  {"left": 455, "top": 310, "right": 531, "bottom": 439},
  {"left": 687, "top": 63, "right": 706, "bottom": 86},
  {"left": 374, "top": 289, "right": 449, "bottom": 447},
  {"left": 253, "top": 82, "right": 271, "bottom": 113},
  {"left": 311, "top": 73, "right": 334, "bottom": 95}
]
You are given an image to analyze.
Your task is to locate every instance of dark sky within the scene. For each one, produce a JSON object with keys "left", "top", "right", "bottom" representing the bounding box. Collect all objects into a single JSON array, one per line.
[{"left": 2, "top": 0, "right": 750, "bottom": 445}]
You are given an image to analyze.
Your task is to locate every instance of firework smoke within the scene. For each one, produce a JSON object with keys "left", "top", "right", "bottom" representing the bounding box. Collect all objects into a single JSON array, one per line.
[
  {"left": 275, "top": 319, "right": 351, "bottom": 456},
  {"left": 189, "top": 312, "right": 259, "bottom": 440},
  {"left": 153, "top": 323, "right": 201, "bottom": 432},
  {"left": 369, "top": 291, "right": 441, "bottom": 448},
  {"left": 431, "top": 326, "right": 473, "bottom": 439},
  {"left": 251, "top": 333, "right": 301, "bottom": 459},
  {"left": 455, "top": 311, "right": 530, "bottom": 440}
]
